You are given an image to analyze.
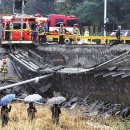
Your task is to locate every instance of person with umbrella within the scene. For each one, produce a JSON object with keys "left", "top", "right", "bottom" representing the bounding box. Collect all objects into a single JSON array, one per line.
[
  {"left": 0, "top": 94, "right": 15, "bottom": 127},
  {"left": 51, "top": 103, "right": 61, "bottom": 125},
  {"left": 24, "top": 94, "right": 42, "bottom": 122},
  {"left": 1, "top": 104, "right": 11, "bottom": 127},
  {"left": 27, "top": 102, "right": 37, "bottom": 122},
  {"left": 47, "top": 96, "right": 66, "bottom": 124}
]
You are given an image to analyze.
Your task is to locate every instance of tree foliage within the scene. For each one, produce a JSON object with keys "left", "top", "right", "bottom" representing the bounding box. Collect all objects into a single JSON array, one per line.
[
  {"left": 0, "top": 0, "right": 130, "bottom": 29},
  {"left": 72, "top": 0, "right": 130, "bottom": 29}
]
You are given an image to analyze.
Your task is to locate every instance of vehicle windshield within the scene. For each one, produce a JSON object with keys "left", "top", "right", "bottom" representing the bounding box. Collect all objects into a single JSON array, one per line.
[
  {"left": 13, "top": 23, "right": 26, "bottom": 29},
  {"left": 55, "top": 19, "right": 64, "bottom": 27},
  {"left": 67, "top": 19, "right": 78, "bottom": 27}
]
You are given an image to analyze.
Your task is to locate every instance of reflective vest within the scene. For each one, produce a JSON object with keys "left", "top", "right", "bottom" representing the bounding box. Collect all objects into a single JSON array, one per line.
[
  {"left": 1, "top": 65, "right": 7, "bottom": 73},
  {"left": 38, "top": 26, "right": 45, "bottom": 35},
  {"left": 10, "top": 23, "right": 13, "bottom": 30},
  {"left": 84, "top": 30, "right": 89, "bottom": 36},
  {"left": 73, "top": 27, "right": 80, "bottom": 35},
  {"left": 59, "top": 27, "right": 65, "bottom": 35}
]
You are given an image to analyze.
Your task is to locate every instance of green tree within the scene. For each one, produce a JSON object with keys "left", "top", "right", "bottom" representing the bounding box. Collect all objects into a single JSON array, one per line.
[
  {"left": 71, "top": 1, "right": 104, "bottom": 26},
  {"left": 0, "top": 0, "right": 13, "bottom": 14}
]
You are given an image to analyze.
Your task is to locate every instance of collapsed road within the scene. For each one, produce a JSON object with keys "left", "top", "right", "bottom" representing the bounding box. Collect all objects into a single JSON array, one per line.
[{"left": 1, "top": 44, "right": 130, "bottom": 105}]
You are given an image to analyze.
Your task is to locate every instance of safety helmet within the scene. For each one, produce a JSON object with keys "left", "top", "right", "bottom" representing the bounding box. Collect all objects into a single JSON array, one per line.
[
  {"left": 60, "top": 23, "right": 63, "bottom": 26},
  {"left": 74, "top": 24, "right": 77, "bottom": 27},
  {"left": 118, "top": 26, "right": 121, "bottom": 29},
  {"left": 38, "top": 22, "right": 40, "bottom": 26}
]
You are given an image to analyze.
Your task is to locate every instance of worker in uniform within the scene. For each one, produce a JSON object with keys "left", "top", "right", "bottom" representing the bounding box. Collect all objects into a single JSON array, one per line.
[
  {"left": 116, "top": 26, "right": 121, "bottom": 41},
  {"left": 31, "top": 22, "right": 38, "bottom": 43},
  {"left": 0, "top": 60, "right": 8, "bottom": 81},
  {"left": 43, "top": 21, "right": 48, "bottom": 33},
  {"left": 38, "top": 24, "right": 45, "bottom": 44},
  {"left": 5, "top": 22, "right": 10, "bottom": 40},
  {"left": 84, "top": 28, "right": 89, "bottom": 43},
  {"left": 59, "top": 23, "right": 65, "bottom": 44},
  {"left": 73, "top": 24, "right": 80, "bottom": 44},
  {"left": 27, "top": 102, "right": 37, "bottom": 122},
  {"left": 84, "top": 28, "right": 89, "bottom": 36},
  {"left": 1, "top": 104, "right": 12, "bottom": 127},
  {"left": 51, "top": 104, "right": 61, "bottom": 125},
  {"left": 110, "top": 25, "right": 121, "bottom": 46},
  {"left": 9, "top": 22, "right": 13, "bottom": 41}
]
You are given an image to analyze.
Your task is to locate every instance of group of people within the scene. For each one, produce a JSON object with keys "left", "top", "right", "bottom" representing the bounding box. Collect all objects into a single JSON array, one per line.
[
  {"left": 58, "top": 23, "right": 80, "bottom": 44},
  {"left": 1, "top": 102, "right": 61, "bottom": 127},
  {"left": 34, "top": 22, "right": 82, "bottom": 44},
  {"left": 3, "top": 20, "right": 82, "bottom": 44},
  {"left": 31, "top": 22, "right": 47, "bottom": 44}
]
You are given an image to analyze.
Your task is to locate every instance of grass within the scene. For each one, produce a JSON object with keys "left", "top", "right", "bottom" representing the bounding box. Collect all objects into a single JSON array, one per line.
[{"left": 0, "top": 102, "right": 126, "bottom": 130}]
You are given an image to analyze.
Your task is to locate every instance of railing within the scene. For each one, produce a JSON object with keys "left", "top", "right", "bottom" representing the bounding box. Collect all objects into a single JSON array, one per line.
[
  {"left": 2, "top": 29, "right": 130, "bottom": 44},
  {"left": 47, "top": 35, "right": 130, "bottom": 44}
]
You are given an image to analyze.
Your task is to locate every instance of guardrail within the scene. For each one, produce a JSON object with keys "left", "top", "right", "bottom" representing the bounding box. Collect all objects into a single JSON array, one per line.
[
  {"left": 3, "top": 29, "right": 130, "bottom": 44},
  {"left": 47, "top": 35, "right": 130, "bottom": 44}
]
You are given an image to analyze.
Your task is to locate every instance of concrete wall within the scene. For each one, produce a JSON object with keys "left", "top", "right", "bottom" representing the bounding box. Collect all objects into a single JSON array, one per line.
[
  {"left": 37, "top": 44, "right": 130, "bottom": 68},
  {"left": 36, "top": 44, "right": 130, "bottom": 105},
  {"left": 53, "top": 73, "right": 130, "bottom": 105}
]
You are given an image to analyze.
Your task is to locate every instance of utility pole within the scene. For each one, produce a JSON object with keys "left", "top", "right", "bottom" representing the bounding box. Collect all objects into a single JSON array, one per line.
[
  {"left": 104, "top": 0, "right": 107, "bottom": 36},
  {"left": 20, "top": 0, "right": 24, "bottom": 40},
  {"left": 13, "top": 3, "right": 15, "bottom": 14}
]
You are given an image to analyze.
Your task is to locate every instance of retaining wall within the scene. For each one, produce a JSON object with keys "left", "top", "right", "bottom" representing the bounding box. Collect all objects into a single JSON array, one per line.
[{"left": 36, "top": 44, "right": 130, "bottom": 105}]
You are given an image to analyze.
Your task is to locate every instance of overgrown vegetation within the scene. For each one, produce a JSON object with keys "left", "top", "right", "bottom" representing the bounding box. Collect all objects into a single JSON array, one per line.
[{"left": 0, "top": 102, "right": 127, "bottom": 130}]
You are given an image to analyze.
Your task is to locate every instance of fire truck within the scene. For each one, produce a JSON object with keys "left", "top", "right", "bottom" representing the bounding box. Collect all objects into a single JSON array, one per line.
[
  {"left": 48, "top": 14, "right": 79, "bottom": 34},
  {"left": 34, "top": 14, "right": 80, "bottom": 43},
  {"left": 47, "top": 14, "right": 80, "bottom": 43},
  {"left": 35, "top": 13, "right": 47, "bottom": 26},
  {"left": 1, "top": 13, "right": 80, "bottom": 45},
  {"left": 0, "top": 14, "right": 13, "bottom": 43},
  {"left": 1, "top": 14, "right": 36, "bottom": 45}
]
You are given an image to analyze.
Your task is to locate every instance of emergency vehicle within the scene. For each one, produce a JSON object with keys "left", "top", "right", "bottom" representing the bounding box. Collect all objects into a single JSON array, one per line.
[
  {"left": 35, "top": 17, "right": 47, "bottom": 26},
  {"left": 0, "top": 14, "right": 13, "bottom": 43},
  {"left": 35, "top": 13, "right": 47, "bottom": 26},
  {"left": 1, "top": 13, "right": 80, "bottom": 45},
  {"left": 48, "top": 14, "right": 79, "bottom": 34},
  {"left": 1, "top": 14, "right": 36, "bottom": 45}
]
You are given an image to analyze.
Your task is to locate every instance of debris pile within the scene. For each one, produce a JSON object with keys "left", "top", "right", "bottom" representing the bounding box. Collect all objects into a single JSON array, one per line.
[{"left": 60, "top": 95, "right": 130, "bottom": 119}]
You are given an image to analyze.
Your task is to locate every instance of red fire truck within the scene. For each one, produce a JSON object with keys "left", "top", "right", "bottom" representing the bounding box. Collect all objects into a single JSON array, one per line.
[
  {"left": 48, "top": 14, "right": 79, "bottom": 34},
  {"left": 1, "top": 13, "right": 80, "bottom": 45},
  {"left": 1, "top": 14, "right": 36, "bottom": 45},
  {"left": 0, "top": 15, "right": 13, "bottom": 43}
]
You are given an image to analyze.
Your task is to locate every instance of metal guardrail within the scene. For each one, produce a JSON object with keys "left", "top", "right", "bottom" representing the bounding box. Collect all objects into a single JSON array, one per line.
[
  {"left": 47, "top": 35, "right": 130, "bottom": 44},
  {"left": 3, "top": 29, "right": 130, "bottom": 44}
]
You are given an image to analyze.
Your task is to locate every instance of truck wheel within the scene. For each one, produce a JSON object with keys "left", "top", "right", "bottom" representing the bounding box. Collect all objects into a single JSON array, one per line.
[{"left": 64, "top": 38, "right": 70, "bottom": 45}]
